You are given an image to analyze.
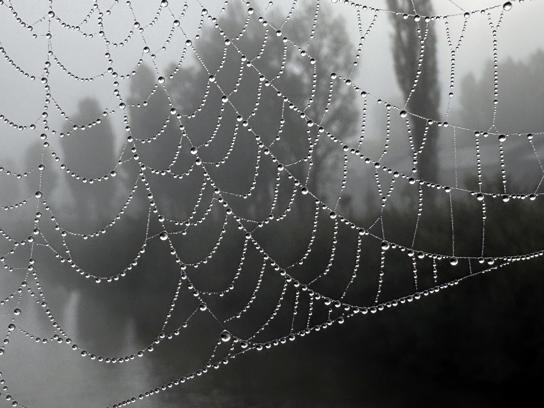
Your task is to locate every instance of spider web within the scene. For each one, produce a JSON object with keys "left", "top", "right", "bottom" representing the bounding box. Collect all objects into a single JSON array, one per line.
[{"left": 0, "top": 0, "right": 542, "bottom": 407}]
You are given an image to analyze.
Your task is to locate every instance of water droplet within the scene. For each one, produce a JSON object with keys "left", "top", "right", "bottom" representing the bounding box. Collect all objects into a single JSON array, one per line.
[
  {"left": 159, "top": 232, "right": 168, "bottom": 241},
  {"left": 220, "top": 331, "right": 231, "bottom": 342},
  {"left": 503, "top": 2, "right": 512, "bottom": 11}
]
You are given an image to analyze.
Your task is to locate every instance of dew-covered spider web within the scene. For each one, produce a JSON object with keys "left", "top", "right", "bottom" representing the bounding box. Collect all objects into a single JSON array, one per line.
[{"left": 0, "top": 0, "right": 543, "bottom": 406}]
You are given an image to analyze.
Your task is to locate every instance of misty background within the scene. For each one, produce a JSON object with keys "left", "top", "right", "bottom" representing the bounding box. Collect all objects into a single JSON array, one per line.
[{"left": 0, "top": 0, "right": 543, "bottom": 407}]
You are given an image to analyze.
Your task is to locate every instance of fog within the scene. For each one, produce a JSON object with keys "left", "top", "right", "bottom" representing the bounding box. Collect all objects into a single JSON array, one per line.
[{"left": 1, "top": 1, "right": 544, "bottom": 407}]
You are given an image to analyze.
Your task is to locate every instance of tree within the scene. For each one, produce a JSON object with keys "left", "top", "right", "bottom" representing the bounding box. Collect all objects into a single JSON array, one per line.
[
  {"left": 456, "top": 50, "right": 544, "bottom": 188},
  {"left": 386, "top": 0, "right": 441, "bottom": 181},
  {"left": 60, "top": 98, "right": 119, "bottom": 227},
  {"left": 459, "top": 50, "right": 544, "bottom": 133},
  {"left": 167, "top": 0, "right": 359, "bottom": 211}
]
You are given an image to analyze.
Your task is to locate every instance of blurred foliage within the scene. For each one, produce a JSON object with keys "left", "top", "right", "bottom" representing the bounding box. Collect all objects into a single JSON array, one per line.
[{"left": 386, "top": 0, "right": 441, "bottom": 181}]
